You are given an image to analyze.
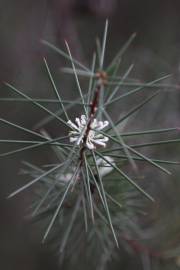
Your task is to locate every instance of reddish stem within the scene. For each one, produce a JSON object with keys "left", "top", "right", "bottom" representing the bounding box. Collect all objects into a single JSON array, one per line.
[{"left": 79, "top": 82, "right": 101, "bottom": 164}]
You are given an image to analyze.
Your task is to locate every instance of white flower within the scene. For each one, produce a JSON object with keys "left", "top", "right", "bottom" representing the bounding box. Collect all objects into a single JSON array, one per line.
[
  {"left": 67, "top": 115, "right": 109, "bottom": 149},
  {"left": 56, "top": 156, "right": 114, "bottom": 185},
  {"left": 56, "top": 171, "right": 74, "bottom": 186},
  {"left": 59, "top": 172, "right": 73, "bottom": 183},
  {"left": 96, "top": 156, "right": 115, "bottom": 177}
]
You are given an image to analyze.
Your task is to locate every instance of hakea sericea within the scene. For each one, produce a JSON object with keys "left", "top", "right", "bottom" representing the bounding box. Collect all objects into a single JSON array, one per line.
[{"left": 67, "top": 114, "right": 109, "bottom": 149}]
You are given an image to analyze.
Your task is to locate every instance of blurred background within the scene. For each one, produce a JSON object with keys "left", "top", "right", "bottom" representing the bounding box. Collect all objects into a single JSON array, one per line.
[{"left": 1, "top": 0, "right": 180, "bottom": 269}]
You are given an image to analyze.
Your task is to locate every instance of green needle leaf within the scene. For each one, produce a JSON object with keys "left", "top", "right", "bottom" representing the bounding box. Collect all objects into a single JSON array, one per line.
[
  {"left": 107, "top": 91, "right": 160, "bottom": 131},
  {"left": 107, "top": 32, "right": 136, "bottom": 73},
  {"left": 4, "top": 82, "right": 68, "bottom": 128},
  {"left": 65, "top": 41, "right": 87, "bottom": 116},
  {"left": 100, "top": 19, "right": 109, "bottom": 69},
  {"left": 126, "top": 145, "right": 171, "bottom": 175},
  {"left": 0, "top": 137, "right": 70, "bottom": 158},
  {"left": 8, "top": 161, "right": 66, "bottom": 199},
  {"left": 105, "top": 74, "right": 171, "bottom": 106},
  {"left": 0, "top": 117, "right": 45, "bottom": 140},
  {"left": 120, "top": 127, "right": 178, "bottom": 137},
  {"left": 43, "top": 58, "right": 69, "bottom": 121},
  {"left": 103, "top": 109, "right": 138, "bottom": 172},
  {"left": 60, "top": 194, "right": 82, "bottom": 252},
  {"left": 95, "top": 151, "right": 154, "bottom": 202},
  {"left": 84, "top": 153, "right": 95, "bottom": 223},
  {"left": 42, "top": 40, "right": 90, "bottom": 72},
  {"left": 106, "top": 64, "right": 134, "bottom": 103},
  {"left": 92, "top": 151, "right": 119, "bottom": 247},
  {"left": 42, "top": 162, "right": 80, "bottom": 242}
]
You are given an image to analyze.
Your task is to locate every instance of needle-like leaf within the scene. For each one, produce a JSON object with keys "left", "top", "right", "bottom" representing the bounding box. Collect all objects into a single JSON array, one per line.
[
  {"left": 105, "top": 74, "right": 171, "bottom": 106},
  {"left": 8, "top": 161, "right": 66, "bottom": 199},
  {"left": 87, "top": 53, "right": 96, "bottom": 113},
  {"left": 100, "top": 19, "right": 109, "bottom": 69},
  {"left": 0, "top": 137, "right": 70, "bottom": 158},
  {"left": 107, "top": 33, "right": 136, "bottom": 73},
  {"left": 60, "top": 194, "right": 82, "bottom": 252},
  {"left": 102, "top": 124, "right": 171, "bottom": 175},
  {"left": 120, "top": 127, "right": 178, "bottom": 137},
  {"left": 0, "top": 117, "right": 45, "bottom": 140},
  {"left": 84, "top": 153, "right": 95, "bottom": 223},
  {"left": 107, "top": 91, "right": 160, "bottom": 132},
  {"left": 103, "top": 109, "right": 138, "bottom": 172},
  {"left": 106, "top": 64, "right": 134, "bottom": 103},
  {"left": 92, "top": 151, "right": 119, "bottom": 247},
  {"left": 42, "top": 162, "right": 80, "bottom": 242},
  {"left": 42, "top": 40, "right": 90, "bottom": 72},
  {"left": 106, "top": 154, "right": 180, "bottom": 165},
  {"left": 62, "top": 67, "right": 95, "bottom": 78},
  {"left": 4, "top": 82, "right": 68, "bottom": 127},
  {"left": 65, "top": 41, "right": 87, "bottom": 116},
  {"left": 95, "top": 151, "right": 154, "bottom": 202},
  {"left": 44, "top": 58, "right": 69, "bottom": 121}
]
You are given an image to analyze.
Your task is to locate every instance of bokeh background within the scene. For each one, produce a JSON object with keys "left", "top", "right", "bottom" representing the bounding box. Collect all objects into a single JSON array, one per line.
[{"left": 1, "top": 0, "right": 180, "bottom": 269}]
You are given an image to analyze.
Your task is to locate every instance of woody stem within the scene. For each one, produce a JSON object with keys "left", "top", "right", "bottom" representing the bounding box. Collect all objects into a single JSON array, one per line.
[{"left": 79, "top": 79, "right": 103, "bottom": 165}]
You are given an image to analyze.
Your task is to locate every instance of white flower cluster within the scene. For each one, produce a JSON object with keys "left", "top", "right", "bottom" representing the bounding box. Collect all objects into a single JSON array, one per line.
[
  {"left": 96, "top": 156, "right": 115, "bottom": 177},
  {"left": 67, "top": 115, "right": 109, "bottom": 150},
  {"left": 57, "top": 156, "right": 114, "bottom": 184}
]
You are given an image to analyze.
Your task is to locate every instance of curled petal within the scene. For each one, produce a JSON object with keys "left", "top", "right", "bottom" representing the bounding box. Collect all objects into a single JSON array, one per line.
[
  {"left": 98, "top": 137, "right": 109, "bottom": 142},
  {"left": 67, "top": 120, "right": 79, "bottom": 131},
  {"left": 95, "top": 133, "right": 106, "bottom": 139},
  {"left": 86, "top": 140, "right": 95, "bottom": 149},
  {"left": 75, "top": 117, "right": 81, "bottom": 128},
  {"left": 81, "top": 115, "right": 87, "bottom": 125},
  {"left": 98, "top": 120, "right": 109, "bottom": 130},
  {"left": 70, "top": 137, "right": 78, "bottom": 143},
  {"left": 91, "top": 119, "right": 98, "bottom": 129},
  {"left": 69, "top": 131, "right": 79, "bottom": 135},
  {"left": 92, "top": 139, "right": 106, "bottom": 147}
]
